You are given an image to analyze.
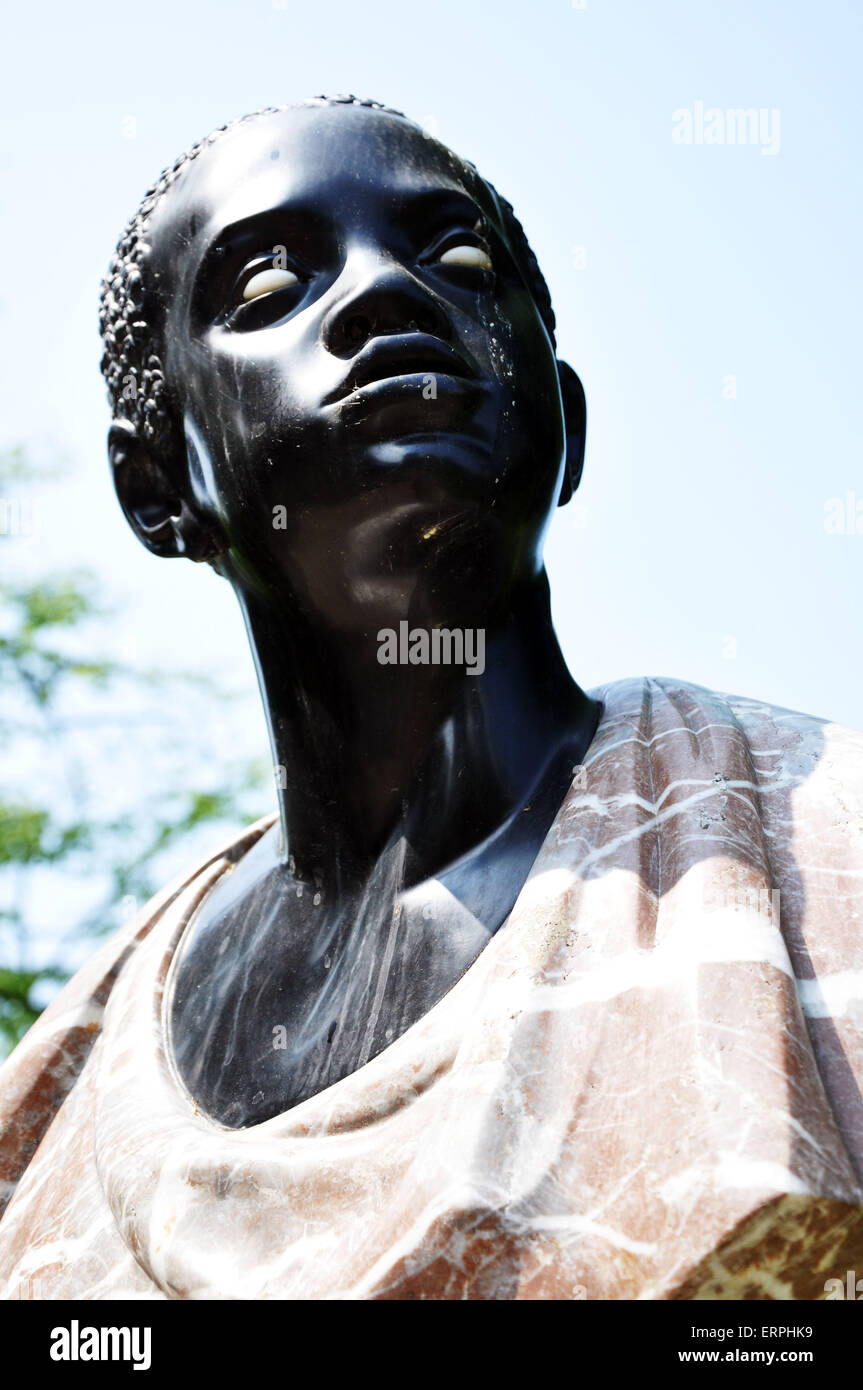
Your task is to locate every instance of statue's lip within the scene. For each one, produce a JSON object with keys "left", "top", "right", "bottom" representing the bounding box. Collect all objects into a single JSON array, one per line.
[{"left": 322, "top": 334, "right": 477, "bottom": 405}]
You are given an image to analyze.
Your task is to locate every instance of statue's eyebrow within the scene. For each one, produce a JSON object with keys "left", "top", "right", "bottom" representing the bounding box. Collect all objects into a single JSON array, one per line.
[
  {"left": 195, "top": 185, "right": 484, "bottom": 266},
  {"left": 395, "top": 186, "right": 490, "bottom": 237},
  {"left": 196, "top": 200, "right": 332, "bottom": 272}
]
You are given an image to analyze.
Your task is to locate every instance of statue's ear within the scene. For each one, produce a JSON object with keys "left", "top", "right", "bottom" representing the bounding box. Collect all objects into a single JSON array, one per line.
[
  {"left": 107, "top": 420, "right": 227, "bottom": 562},
  {"left": 556, "top": 360, "right": 587, "bottom": 507}
]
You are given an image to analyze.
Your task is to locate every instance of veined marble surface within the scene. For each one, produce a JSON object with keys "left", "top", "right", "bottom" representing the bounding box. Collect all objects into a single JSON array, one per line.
[{"left": 1, "top": 676, "right": 862, "bottom": 1300}]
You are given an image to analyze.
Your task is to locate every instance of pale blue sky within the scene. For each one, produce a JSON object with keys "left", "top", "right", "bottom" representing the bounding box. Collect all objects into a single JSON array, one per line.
[{"left": 2, "top": 0, "right": 861, "bottom": 746}]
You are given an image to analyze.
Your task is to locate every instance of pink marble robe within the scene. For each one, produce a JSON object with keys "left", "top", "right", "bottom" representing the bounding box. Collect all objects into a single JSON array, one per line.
[{"left": 1, "top": 676, "right": 862, "bottom": 1300}]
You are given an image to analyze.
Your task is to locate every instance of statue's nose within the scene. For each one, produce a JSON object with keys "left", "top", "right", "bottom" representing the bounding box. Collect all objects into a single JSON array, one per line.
[{"left": 322, "top": 254, "right": 450, "bottom": 355}]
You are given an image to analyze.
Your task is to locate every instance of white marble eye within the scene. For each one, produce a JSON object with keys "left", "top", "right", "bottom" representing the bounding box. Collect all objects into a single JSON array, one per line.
[
  {"left": 438, "top": 245, "right": 492, "bottom": 270},
  {"left": 242, "top": 267, "right": 300, "bottom": 301}
]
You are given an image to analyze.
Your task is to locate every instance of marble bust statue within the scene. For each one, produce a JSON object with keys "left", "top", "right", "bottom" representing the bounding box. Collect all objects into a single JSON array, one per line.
[{"left": 1, "top": 96, "right": 862, "bottom": 1301}]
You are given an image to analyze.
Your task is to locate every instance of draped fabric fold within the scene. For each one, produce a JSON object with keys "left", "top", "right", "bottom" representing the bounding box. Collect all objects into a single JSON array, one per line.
[{"left": 1, "top": 677, "right": 862, "bottom": 1300}]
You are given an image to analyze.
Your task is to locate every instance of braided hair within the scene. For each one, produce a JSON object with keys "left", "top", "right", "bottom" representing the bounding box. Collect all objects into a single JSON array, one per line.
[{"left": 98, "top": 95, "right": 557, "bottom": 463}]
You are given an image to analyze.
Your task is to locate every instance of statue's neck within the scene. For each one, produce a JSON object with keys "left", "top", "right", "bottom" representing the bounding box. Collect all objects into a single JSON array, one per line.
[{"left": 234, "top": 570, "right": 597, "bottom": 893}]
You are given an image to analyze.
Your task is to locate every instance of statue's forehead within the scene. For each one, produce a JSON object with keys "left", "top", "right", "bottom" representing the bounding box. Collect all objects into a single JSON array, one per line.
[{"left": 151, "top": 106, "right": 491, "bottom": 252}]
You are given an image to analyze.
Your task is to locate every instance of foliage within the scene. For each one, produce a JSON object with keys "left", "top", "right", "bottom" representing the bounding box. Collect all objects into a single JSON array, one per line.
[{"left": 0, "top": 448, "right": 267, "bottom": 1052}]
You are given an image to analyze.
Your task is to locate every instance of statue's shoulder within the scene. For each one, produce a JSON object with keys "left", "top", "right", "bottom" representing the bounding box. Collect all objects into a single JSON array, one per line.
[
  {"left": 588, "top": 672, "right": 863, "bottom": 821},
  {"left": 590, "top": 673, "right": 860, "bottom": 741},
  {"left": 0, "top": 813, "right": 276, "bottom": 1217}
]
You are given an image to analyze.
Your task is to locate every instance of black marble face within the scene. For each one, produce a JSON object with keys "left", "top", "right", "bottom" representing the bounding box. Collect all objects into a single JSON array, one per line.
[{"left": 144, "top": 103, "right": 568, "bottom": 627}]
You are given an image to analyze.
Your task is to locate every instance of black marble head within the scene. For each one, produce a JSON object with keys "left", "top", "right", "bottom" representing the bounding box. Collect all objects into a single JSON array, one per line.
[{"left": 99, "top": 95, "right": 586, "bottom": 619}]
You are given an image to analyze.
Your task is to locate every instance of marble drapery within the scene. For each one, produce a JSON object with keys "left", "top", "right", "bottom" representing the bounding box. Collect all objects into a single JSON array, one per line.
[{"left": 1, "top": 676, "right": 862, "bottom": 1300}]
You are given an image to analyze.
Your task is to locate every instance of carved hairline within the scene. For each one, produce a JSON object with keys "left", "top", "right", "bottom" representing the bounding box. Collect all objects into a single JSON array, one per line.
[{"left": 98, "top": 95, "right": 557, "bottom": 465}]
